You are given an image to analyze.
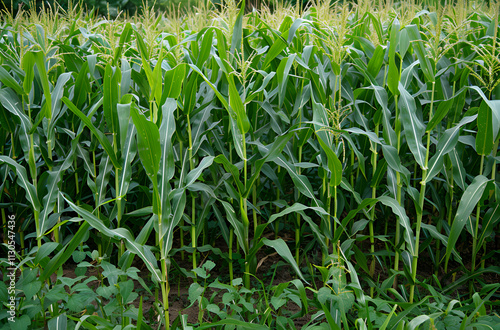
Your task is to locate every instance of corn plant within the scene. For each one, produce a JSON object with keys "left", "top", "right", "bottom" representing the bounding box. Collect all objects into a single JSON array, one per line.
[{"left": 1, "top": 1, "right": 500, "bottom": 329}]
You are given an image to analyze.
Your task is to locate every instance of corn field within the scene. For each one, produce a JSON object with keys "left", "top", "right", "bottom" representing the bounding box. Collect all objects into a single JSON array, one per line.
[{"left": 0, "top": 0, "right": 499, "bottom": 329}]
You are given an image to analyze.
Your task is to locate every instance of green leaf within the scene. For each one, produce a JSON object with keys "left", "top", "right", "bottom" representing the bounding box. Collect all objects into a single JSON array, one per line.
[
  {"left": 367, "top": 85, "right": 397, "bottom": 147},
  {"left": 185, "top": 156, "right": 214, "bottom": 187},
  {"left": 477, "top": 204, "right": 500, "bottom": 250},
  {"left": 130, "top": 105, "right": 161, "bottom": 183},
  {"left": 103, "top": 64, "right": 120, "bottom": 138},
  {"left": 118, "top": 123, "right": 137, "bottom": 198},
  {"left": 277, "top": 55, "right": 296, "bottom": 107},
  {"left": 48, "top": 314, "right": 67, "bottom": 330},
  {"left": 214, "top": 154, "right": 245, "bottom": 196},
  {"left": 39, "top": 151, "right": 74, "bottom": 237},
  {"left": 445, "top": 175, "right": 490, "bottom": 266},
  {"left": 230, "top": 0, "right": 245, "bottom": 55},
  {"left": 197, "top": 318, "right": 268, "bottom": 330},
  {"left": 262, "top": 238, "right": 308, "bottom": 283},
  {"left": 406, "top": 25, "right": 435, "bottom": 82},
  {"left": 0, "top": 156, "right": 40, "bottom": 212},
  {"left": 387, "top": 18, "right": 400, "bottom": 96},
  {"left": 62, "top": 97, "right": 121, "bottom": 169},
  {"left": 40, "top": 221, "right": 90, "bottom": 282},
  {"left": 220, "top": 200, "right": 247, "bottom": 255},
  {"left": 163, "top": 63, "right": 186, "bottom": 100},
  {"left": 245, "top": 131, "right": 293, "bottom": 197},
  {"left": 33, "top": 51, "right": 53, "bottom": 118},
  {"left": 63, "top": 196, "right": 162, "bottom": 283},
  {"left": 425, "top": 115, "right": 477, "bottom": 184},
  {"left": 0, "top": 65, "right": 23, "bottom": 95},
  {"left": 114, "top": 22, "right": 133, "bottom": 65},
  {"left": 274, "top": 156, "right": 320, "bottom": 207},
  {"left": 378, "top": 196, "right": 414, "bottom": 253},
  {"left": 399, "top": 83, "right": 426, "bottom": 168},
  {"left": 476, "top": 101, "right": 494, "bottom": 156},
  {"left": 316, "top": 135, "right": 342, "bottom": 187},
  {"left": 228, "top": 73, "right": 250, "bottom": 134}
]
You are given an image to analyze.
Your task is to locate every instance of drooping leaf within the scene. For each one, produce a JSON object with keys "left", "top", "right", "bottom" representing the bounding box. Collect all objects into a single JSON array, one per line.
[{"left": 445, "top": 175, "right": 490, "bottom": 267}]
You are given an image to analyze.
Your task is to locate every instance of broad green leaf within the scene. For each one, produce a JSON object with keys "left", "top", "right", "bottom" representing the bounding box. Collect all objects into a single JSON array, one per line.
[
  {"left": 33, "top": 51, "right": 53, "bottom": 118},
  {"left": 220, "top": 200, "right": 247, "bottom": 255},
  {"left": 316, "top": 135, "right": 342, "bottom": 187},
  {"left": 425, "top": 115, "right": 477, "bottom": 184},
  {"left": 367, "top": 45, "right": 385, "bottom": 79},
  {"left": 477, "top": 204, "right": 500, "bottom": 249},
  {"left": 476, "top": 101, "right": 494, "bottom": 156},
  {"left": 48, "top": 314, "right": 67, "bottom": 330},
  {"left": 399, "top": 83, "right": 426, "bottom": 168},
  {"left": 0, "top": 65, "right": 23, "bottom": 95},
  {"left": 230, "top": 0, "right": 245, "bottom": 55},
  {"left": 197, "top": 28, "right": 214, "bottom": 67},
  {"left": 406, "top": 25, "right": 435, "bottom": 82},
  {"left": 263, "top": 238, "right": 307, "bottom": 283},
  {"left": 469, "top": 86, "right": 500, "bottom": 140},
  {"left": 185, "top": 156, "right": 214, "bottom": 187},
  {"left": 0, "top": 156, "right": 40, "bottom": 212},
  {"left": 159, "top": 98, "right": 177, "bottom": 214},
  {"left": 408, "top": 315, "right": 431, "bottom": 330},
  {"left": 39, "top": 150, "right": 74, "bottom": 237},
  {"left": 378, "top": 195, "right": 414, "bottom": 253},
  {"left": 117, "top": 123, "right": 137, "bottom": 198},
  {"left": 274, "top": 156, "right": 320, "bottom": 207},
  {"left": 445, "top": 175, "right": 490, "bottom": 266},
  {"left": 449, "top": 148, "right": 467, "bottom": 190},
  {"left": 113, "top": 22, "right": 133, "bottom": 65},
  {"left": 372, "top": 85, "right": 397, "bottom": 147},
  {"left": 163, "top": 63, "right": 186, "bottom": 100},
  {"left": 387, "top": 18, "right": 400, "bottom": 96},
  {"left": 277, "top": 55, "right": 296, "bottom": 107},
  {"left": 245, "top": 131, "right": 293, "bottom": 197},
  {"left": 103, "top": 64, "right": 120, "bottom": 138},
  {"left": 228, "top": 73, "right": 250, "bottom": 134},
  {"left": 130, "top": 105, "right": 161, "bottom": 182},
  {"left": 21, "top": 51, "right": 36, "bottom": 95},
  {"left": 63, "top": 197, "right": 162, "bottom": 283},
  {"left": 214, "top": 154, "right": 245, "bottom": 196},
  {"left": 40, "top": 221, "right": 89, "bottom": 282},
  {"left": 381, "top": 144, "right": 408, "bottom": 176},
  {"left": 62, "top": 97, "right": 121, "bottom": 169}
]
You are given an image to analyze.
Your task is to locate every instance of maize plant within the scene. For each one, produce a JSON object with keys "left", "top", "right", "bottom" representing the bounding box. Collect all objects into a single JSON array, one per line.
[{"left": 1, "top": 0, "right": 499, "bottom": 329}]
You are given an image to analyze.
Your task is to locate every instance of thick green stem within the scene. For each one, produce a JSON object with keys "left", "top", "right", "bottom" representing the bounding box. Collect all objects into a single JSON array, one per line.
[
  {"left": 179, "top": 140, "right": 185, "bottom": 261},
  {"left": 1, "top": 208, "right": 6, "bottom": 244},
  {"left": 394, "top": 95, "right": 402, "bottom": 282},
  {"left": 275, "top": 166, "right": 281, "bottom": 239},
  {"left": 158, "top": 213, "right": 170, "bottom": 330},
  {"left": 229, "top": 227, "right": 234, "bottom": 284},
  {"left": 471, "top": 155, "right": 484, "bottom": 283},
  {"left": 370, "top": 124, "right": 379, "bottom": 298},
  {"left": 253, "top": 179, "right": 258, "bottom": 237},
  {"left": 241, "top": 196, "right": 250, "bottom": 289},
  {"left": 483, "top": 139, "right": 499, "bottom": 268},
  {"left": 187, "top": 115, "right": 196, "bottom": 273},
  {"left": 409, "top": 81, "right": 435, "bottom": 303},
  {"left": 242, "top": 137, "right": 250, "bottom": 289},
  {"left": 295, "top": 146, "right": 302, "bottom": 266}
]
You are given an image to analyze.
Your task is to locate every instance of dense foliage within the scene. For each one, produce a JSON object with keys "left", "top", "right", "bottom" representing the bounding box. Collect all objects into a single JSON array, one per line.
[{"left": 0, "top": 0, "right": 499, "bottom": 329}]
